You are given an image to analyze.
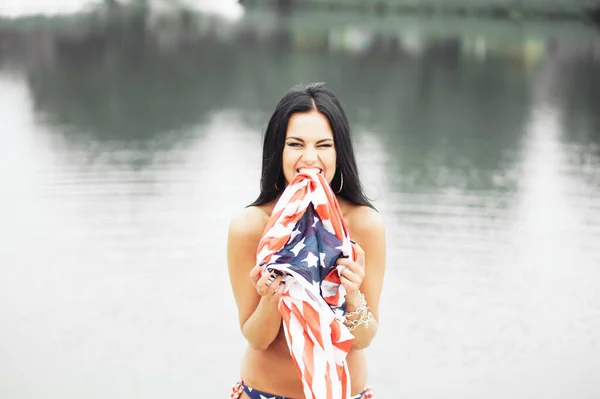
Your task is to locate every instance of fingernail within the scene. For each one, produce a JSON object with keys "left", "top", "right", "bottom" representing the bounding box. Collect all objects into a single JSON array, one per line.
[{"left": 350, "top": 239, "right": 356, "bottom": 244}]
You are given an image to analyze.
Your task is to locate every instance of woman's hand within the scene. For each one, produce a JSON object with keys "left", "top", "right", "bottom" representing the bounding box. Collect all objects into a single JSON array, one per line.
[
  {"left": 249, "top": 264, "right": 286, "bottom": 305},
  {"left": 336, "top": 240, "right": 366, "bottom": 304}
]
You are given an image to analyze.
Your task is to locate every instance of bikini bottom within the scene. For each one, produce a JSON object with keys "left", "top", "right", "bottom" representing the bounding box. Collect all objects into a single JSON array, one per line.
[{"left": 229, "top": 380, "right": 375, "bottom": 399}]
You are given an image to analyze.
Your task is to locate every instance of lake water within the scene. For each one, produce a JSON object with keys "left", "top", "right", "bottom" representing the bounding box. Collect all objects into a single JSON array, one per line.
[{"left": 1, "top": 4, "right": 600, "bottom": 399}]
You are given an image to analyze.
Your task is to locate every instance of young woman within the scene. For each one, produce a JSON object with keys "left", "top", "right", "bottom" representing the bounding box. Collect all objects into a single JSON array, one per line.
[{"left": 227, "top": 83, "right": 386, "bottom": 399}]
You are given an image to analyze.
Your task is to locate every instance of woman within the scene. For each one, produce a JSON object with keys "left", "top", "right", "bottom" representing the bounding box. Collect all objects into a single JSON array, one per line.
[{"left": 227, "top": 83, "right": 386, "bottom": 399}]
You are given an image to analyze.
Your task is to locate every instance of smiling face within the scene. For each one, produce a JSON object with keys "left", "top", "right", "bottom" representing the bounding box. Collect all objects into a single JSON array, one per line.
[{"left": 282, "top": 110, "right": 337, "bottom": 187}]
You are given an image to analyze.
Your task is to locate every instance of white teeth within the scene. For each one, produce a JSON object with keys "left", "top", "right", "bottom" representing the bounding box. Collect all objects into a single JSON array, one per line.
[{"left": 297, "top": 168, "right": 322, "bottom": 174}]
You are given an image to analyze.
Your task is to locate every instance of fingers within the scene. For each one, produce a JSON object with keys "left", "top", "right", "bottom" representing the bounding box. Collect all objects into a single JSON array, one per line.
[
  {"left": 271, "top": 279, "right": 286, "bottom": 303},
  {"left": 336, "top": 257, "right": 365, "bottom": 278},
  {"left": 249, "top": 265, "right": 262, "bottom": 285},
  {"left": 339, "top": 270, "right": 361, "bottom": 297},
  {"left": 249, "top": 258, "right": 288, "bottom": 300},
  {"left": 249, "top": 260, "right": 267, "bottom": 286},
  {"left": 256, "top": 271, "right": 272, "bottom": 292},
  {"left": 265, "top": 272, "right": 281, "bottom": 289},
  {"left": 338, "top": 265, "right": 363, "bottom": 284},
  {"left": 257, "top": 268, "right": 280, "bottom": 286},
  {"left": 337, "top": 242, "right": 365, "bottom": 296},
  {"left": 268, "top": 274, "right": 284, "bottom": 292},
  {"left": 256, "top": 272, "right": 285, "bottom": 297},
  {"left": 351, "top": 239, "right": 366, "bottom": 267}
]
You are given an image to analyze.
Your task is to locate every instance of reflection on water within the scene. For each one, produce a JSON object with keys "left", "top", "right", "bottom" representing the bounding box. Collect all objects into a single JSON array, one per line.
[{"left": 1, "top": 6, "right": 600, "bottom": 399}]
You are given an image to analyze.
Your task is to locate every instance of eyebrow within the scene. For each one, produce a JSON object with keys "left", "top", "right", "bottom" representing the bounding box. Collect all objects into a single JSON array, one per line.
[{"left": 286, "top": 137, "right": 334, "bottom": 144}]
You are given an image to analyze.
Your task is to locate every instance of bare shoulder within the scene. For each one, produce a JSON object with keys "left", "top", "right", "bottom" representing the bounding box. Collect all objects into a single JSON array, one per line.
[
  {"left": 227, "top": 206, "right": 270, "bottom": 280},
  {"left": 228, "top": 205, "right": 270, "bottom": 240},
  {"left": 346, "top": 205, "right": 385, "bottom": 238}
]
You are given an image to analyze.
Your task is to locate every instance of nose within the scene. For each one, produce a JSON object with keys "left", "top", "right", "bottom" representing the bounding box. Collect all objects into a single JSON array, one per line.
[{"left": 302, "top": 146, "right": 318, "bottom": 163}]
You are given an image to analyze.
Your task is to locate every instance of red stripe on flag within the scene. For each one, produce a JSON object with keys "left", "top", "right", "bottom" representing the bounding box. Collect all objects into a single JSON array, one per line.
[
  {"left": 331, "top": 319, "right": 354, "bottom": 353},
  {"left": 337, "top": 363, "right": 347, "bottom": 399},
  {"left": 302, "top": 329, "right": 315, "bottom": 395},
  {"left": 325, "top": 362, "right": 333, "bottom": 399},
  {"left": 303, "top": 302, "right": 325, "bottom": 350}
]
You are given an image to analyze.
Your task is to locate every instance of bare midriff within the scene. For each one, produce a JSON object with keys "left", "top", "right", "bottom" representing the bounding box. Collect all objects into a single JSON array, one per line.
[{"left": 239, "top": 325, "right": 367, "bottom": 399}]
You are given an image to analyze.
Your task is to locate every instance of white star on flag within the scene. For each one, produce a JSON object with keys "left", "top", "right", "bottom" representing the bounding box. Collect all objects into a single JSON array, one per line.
[
  {"left": 290, "top": 237, "right": 306, "bottom": 257},
  {"left": 304, "top": 252, "right": 318, "bottom": 268},
  {"left": 289, "top": 226, "right": 302, "bottom": 242},
  {"left": 322, "top": 219, "right": 334, "bottom": 233}
]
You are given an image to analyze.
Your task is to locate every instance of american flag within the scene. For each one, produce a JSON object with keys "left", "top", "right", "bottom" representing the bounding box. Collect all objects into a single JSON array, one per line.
[{"left": 256, "top": 171, "right": 356, "bottom": 399}]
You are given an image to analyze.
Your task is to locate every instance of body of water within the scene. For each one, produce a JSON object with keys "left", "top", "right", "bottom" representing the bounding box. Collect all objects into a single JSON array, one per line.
[{"left": 1, "top": 4, "right": 600, "bottom": 399}]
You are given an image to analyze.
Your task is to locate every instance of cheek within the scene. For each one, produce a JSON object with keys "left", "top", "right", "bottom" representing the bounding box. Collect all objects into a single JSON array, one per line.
[
  {"left": 327, "top": 151, "right": 337, "bottom": 182},
  {"left": 281, "top": 149, "right": 296, "bottom": 179}
]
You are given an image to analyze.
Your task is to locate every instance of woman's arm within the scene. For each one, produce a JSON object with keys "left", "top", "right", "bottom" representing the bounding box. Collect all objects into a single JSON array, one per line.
[
  {"left": 227, "top": 207, "right": 283, "bottom": 350},
  {"left": 344, "top": 207, "right": 387, "bottom": 349}
]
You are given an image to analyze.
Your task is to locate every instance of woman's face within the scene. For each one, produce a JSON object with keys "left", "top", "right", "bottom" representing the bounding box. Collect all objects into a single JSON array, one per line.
[{"left": 282, "top": 110, "right": 337, "bottom": 187}]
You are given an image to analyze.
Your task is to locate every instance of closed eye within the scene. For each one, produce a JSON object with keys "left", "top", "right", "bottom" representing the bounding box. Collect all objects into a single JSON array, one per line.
[{"left": 286, "top": 142, "right": 332, "bottom": 148}]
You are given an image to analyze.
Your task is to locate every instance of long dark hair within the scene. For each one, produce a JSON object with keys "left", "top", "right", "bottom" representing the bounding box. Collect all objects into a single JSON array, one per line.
[{"left": 248, "top": 82, "right": 375, "bottom": 210}]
